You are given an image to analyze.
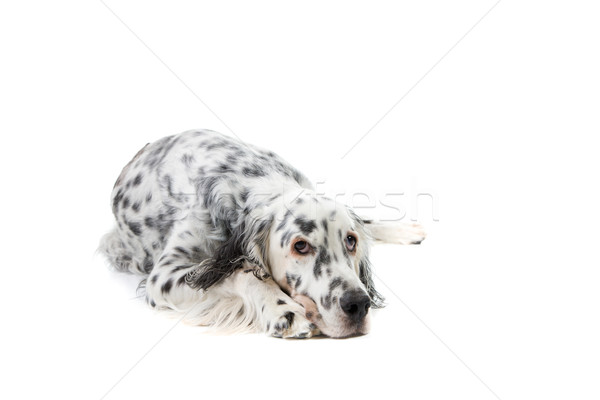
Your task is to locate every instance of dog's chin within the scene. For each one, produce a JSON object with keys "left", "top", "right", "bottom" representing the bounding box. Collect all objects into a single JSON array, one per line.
[{"left": 316, "top": 313, "right": 371, "bottom": 338}]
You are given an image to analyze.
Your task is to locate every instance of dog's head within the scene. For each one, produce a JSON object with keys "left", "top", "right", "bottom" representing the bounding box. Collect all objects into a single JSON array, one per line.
[
  {"left": 266, "top": 191, "right": 384, "bottom": 337},
  {"left": 186, "top": 187, "right": 384, "bottom": 337}
]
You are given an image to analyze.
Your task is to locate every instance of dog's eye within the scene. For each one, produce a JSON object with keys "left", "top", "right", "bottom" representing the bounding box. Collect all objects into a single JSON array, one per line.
[
  {"left": 293, "top": 240, "right": 311, "bottom": 255},
  {"left": 345, "top": 235, "right": 357, "bottom": 253}
]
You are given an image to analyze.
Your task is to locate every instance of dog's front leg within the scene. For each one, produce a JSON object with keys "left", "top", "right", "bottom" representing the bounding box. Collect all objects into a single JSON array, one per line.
[{"left": 222, "top": 266, "right": 320, "bottom": 338}]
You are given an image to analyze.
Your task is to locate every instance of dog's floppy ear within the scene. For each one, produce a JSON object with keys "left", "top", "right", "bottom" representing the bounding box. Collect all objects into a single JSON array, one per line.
[
  {"left": 358, "top": 256, "right": 385, "bottom": 309},
  {"left": 186, "top": 215, "right": 274, "bottom": 290},
  {"left": 348, "top": 209, "right": 385, "bottom": 308}
]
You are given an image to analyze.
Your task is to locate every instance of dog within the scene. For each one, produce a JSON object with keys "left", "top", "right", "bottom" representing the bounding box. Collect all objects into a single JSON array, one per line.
[{"left": 100, "top": 129, "right": 425, "bottom": 338}]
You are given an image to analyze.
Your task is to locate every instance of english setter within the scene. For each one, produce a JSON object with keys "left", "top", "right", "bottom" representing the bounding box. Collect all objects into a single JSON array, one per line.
[{"left": 100, "top": 130, "right": 425, "bottom": 338}]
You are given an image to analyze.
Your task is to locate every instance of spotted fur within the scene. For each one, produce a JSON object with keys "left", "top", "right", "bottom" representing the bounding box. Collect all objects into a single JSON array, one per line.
[{"left": 100, "top": 129, "right": 425, "bottom": 338}]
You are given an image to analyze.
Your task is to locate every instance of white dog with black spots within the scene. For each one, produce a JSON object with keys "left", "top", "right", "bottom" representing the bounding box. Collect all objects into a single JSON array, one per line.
[{"left": 100, "top": 130, "right": 425, "bottom": 338}]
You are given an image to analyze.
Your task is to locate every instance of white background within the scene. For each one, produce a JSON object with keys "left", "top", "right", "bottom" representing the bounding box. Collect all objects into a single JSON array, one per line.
[{"left": 1, "top": 1, "right": 599, "bottom": 399}]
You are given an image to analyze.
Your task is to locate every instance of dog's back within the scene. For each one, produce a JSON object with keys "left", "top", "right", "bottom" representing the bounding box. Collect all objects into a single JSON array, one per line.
[{"left": 100, "top": 129, "right": 311, "bottom": 275}]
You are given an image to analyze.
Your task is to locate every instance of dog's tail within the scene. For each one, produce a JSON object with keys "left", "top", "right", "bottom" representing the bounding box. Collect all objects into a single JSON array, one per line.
[{"left": 362, "top": 220, "right": 426, "bottom": 245}]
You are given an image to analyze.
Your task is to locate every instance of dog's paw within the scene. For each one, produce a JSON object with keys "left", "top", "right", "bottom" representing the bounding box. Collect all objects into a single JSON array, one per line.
[
  {"left": 399, "top": 222, "right": 427, "bottom": 245},
  {"left": 266, "top": 308, "right": 320, "bottom": 339},
  {"left": 367, "top": 221, "right": 427, "bottom": 245}
]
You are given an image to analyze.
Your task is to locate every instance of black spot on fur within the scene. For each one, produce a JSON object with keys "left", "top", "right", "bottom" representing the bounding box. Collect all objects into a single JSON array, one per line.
[
  {"left": 280, "top": 230, "right": 294, "bottom": 248},
  {"left": 286, "top": 273, "right": 302, "bottom": 290},
  {"left": 240, "top": 188, "right": 250, "bottom": 203},
  {"left": 225, "top": 153, "right": 238, "bottom": 164},
  {"left": 161, "top": 279, "right": 173, "bottom": 295},
  {"left": 313, "top": 247, "right": 331, "bottom": 278},
  {"left": 162, "top": 175, "right": 174, "bottom": 197},
  {"left": 171, "top": 264, "right": 193, "bottom": 273},
  {"left": 143, "top": 254, "right": 153, "bottom": 273},
  {"left": 329, "top": 277, "right": 342, "bottom": 292},
  {"left": 321, "top": 218, "right": 328, "bottom": 233},
  {"left": 277, "top": 299, "right": 286, "bottom": 305},
  {"left": 181, "top": 153, "right": 195, "bottom": 167},
  {"left": 206, "top": 140, "right": 226, "bottom": 151},
  {"left": 242, "top": 165, "right": 265, "bottom": 177},
  {"left": 155, "top": 206, "right": 177, "bottom": 243},
  {"left": 176, "top": 275, "right": 187, "bottom": 286},
  {"left": 199, "top": 176, "right": 222, "bottom": 209},
  {"left": 286, "top": 273, "right": 295, "bottom": 286},
  {"left": 294, "top": 217, "right": 316, "bottom": 235},
  {"left": 122, "top": 197, "right": 130, "bottom": 209},
  {"left": 128, "top": 222, "right": 142, "bottom": 236},
  {"left": 284, "top": 311, "right": 295, "bottom": 326},
  {"left": 174, "top": 246, "right": 190, "bottom": 257},
  {"left": 133, "top": 173, "right": 143, "bottom": 186},
  {"left": 112, "top": 189, "right": 124, "bottom": 213},
  {"left": 276, "top": 210, "right": 293, "bottom": 232},
  {"left": 292, "top": 170, "right": 303, "bottom": 185},
  {"left": 218, "top": 163, "right": 233, "bottom": 173},
  {"left": 132, "top": 202, "right": 141, "bottom": 212},
  {"left": 151, "top": 274, "right": 159, "bottom": 284}
]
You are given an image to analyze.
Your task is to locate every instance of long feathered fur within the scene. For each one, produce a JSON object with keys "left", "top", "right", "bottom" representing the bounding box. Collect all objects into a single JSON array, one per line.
[{"left": 100, "top": 129, "right": 425, "bottom": 338}]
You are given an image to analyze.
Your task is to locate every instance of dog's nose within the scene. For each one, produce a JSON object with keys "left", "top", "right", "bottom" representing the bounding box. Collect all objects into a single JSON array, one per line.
[{"left": 340, "top": 290, "right": 371, "bottom": 322}]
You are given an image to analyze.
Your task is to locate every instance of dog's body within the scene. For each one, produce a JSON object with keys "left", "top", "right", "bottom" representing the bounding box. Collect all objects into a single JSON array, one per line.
[{"left": 100, "top": 129, "right": 425, "bottom": 338}]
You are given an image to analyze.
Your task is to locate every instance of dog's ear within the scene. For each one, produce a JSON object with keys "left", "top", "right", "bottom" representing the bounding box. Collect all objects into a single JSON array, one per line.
[
  {"left": 244, "top": 215, "right": 274, "bottom": 275},
  {"left": 186, "top": 215, "right": 274, "bottom": 290},
  {"left": 348, "top": 209, "right": 385, "bottom": 308},
  {"left": 358, "top": 256, "right": 385, "bottom": 309}
]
